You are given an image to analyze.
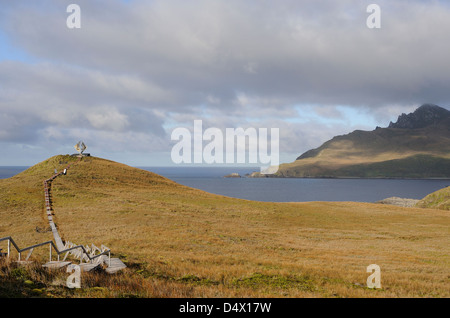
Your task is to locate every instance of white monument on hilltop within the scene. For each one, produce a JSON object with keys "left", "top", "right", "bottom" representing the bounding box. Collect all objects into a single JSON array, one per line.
[{"left": 74, "top": 141, "right": 90, "bottom": 157}]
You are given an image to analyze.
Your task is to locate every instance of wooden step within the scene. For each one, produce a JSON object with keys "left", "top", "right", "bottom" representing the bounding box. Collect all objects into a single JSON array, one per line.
[
  {"left": 15, "top": 261, "right": 33, "bottom": 266},
  {"left": 105, "top": 258, "right": 127, "bottom": 274},
  {"left": 42, "top": 261, "right": 72, "bottom": 269},
  {"left": 79, "top": 262, "right": 102, "bottom": 272}
]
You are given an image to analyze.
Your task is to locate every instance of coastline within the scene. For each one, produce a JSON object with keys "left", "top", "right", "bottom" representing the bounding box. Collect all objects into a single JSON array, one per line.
[{"left": 247, "top": 174, "right": 450, "bottom": 180}]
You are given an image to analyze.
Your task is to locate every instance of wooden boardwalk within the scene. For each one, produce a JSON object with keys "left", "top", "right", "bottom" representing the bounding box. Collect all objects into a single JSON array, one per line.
[
  {"left": 105, "top": 258, "right": 127, "bottom": 274},
  {"left": 43, "top": 170, "right": 67, "bottom": 251},
  {"left": 79, "top": 262, "right": 102, "bottom": 272},
  {"left": 42, "top": 261, "right": 72, "bottom": 269},
  {"left": 43, "top": 259, "right": 124, "bottom": 273},
  {"left": 0, "top": 157, "right": 127, "bottom": 275},
  {"left": 37, "top": 156, "right": 126, "bottom": 274}
]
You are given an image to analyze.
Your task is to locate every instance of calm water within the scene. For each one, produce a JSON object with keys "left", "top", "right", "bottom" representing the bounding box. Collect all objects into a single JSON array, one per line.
[
  {"left": 142, "top": 167, "right": 449, "bottom": 203},
  {"left": 1, "top": 166, "right": 448, "bottom": 203},
  {"left": 0, "top": 166, "right": 30, "bottom": 179}
]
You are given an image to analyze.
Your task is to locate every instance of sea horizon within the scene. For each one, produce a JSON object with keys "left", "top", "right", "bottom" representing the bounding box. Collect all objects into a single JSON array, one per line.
[{"left": 1, "top": 165, "right": 448, "bottom": 203}]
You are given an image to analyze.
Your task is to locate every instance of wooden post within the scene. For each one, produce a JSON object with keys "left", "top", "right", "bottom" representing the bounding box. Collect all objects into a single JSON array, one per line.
[
  {"left": 26, "top": 248, "right": 34, "bottom": 261},
  {"left": 49, "top": 244, "right": 52, "bottom": 262},
  {"left": 7, "top": 239, "right": 10, "bottom": 258}
]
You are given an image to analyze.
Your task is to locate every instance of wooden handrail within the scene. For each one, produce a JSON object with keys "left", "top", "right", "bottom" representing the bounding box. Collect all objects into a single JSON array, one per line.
[{"left": 0, "top": 236, "right": 110, "bottom": 264}]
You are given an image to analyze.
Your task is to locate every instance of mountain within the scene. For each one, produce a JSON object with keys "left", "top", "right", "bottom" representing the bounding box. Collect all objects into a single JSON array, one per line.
[
  {"left": 388, "top": 104, "right": 450, "bottom": 129},
  {"left": 273, "top": 104, "right": 450, "bottom": 178}
]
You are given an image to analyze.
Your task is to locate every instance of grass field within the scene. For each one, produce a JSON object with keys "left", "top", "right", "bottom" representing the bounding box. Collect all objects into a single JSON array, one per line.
[{"left": 0, "top": 155, "right": 449, "bottom": 298}]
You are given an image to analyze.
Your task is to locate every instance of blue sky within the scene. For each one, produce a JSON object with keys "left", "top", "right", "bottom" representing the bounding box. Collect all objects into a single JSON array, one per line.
[
  {"left": 0, "top": 31, "right": 33, "bottom": 63},
  {"left": 0, "top": 0, "right": 449, "bottom": 167}
]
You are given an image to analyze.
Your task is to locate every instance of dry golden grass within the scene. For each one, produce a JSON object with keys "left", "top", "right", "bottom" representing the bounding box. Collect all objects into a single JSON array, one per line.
[{"left": 1, "top": 155, "right": 449, "bottom": 298}]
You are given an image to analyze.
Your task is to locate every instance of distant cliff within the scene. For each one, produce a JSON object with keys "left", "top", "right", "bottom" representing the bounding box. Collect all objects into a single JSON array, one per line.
[
  {"left": 271, "top": 104, "right": 450, "bottom": 178},
  {"left": 388, "top": 104, "right": 450, "bottom": 129}
]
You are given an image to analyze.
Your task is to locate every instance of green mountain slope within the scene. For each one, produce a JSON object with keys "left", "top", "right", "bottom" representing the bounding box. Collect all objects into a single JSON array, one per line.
[{"left": 273, "top": 104, "right": 450, "bottom": 178}]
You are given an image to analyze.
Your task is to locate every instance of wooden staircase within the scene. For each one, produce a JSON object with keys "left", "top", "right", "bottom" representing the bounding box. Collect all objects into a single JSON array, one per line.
[
  {"left": 0, "top": 155, "right": 127, "bottom": 274},
  {"left": 40, "top": 157, "right": 126, "bottom": 273}
]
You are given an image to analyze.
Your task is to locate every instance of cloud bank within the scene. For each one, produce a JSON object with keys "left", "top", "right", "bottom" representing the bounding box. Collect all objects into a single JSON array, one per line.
[{"left": 0, "top": 0, "right": 449, "bottom": 165}]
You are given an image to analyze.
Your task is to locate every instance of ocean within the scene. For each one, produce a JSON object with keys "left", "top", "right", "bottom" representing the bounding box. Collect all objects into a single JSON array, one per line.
[{"left": 1, "top": 166, "right": 448, "bottom": 203}]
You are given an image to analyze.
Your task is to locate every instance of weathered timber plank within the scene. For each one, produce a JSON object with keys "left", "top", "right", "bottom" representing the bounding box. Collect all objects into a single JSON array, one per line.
[{"left": 42, "top": 261, "right": 72, "bottom": 269}]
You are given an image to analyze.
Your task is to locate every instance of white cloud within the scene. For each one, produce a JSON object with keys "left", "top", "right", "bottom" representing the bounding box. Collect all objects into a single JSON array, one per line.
[
  {"left": 0, "top": 0, "right": 449, "bottom": 165},
  {"left": 86, "top": 107, "right": 129, "bottom": 131}
]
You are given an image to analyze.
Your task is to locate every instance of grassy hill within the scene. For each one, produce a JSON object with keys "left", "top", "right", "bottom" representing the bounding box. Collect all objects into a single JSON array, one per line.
[
  {"left": 1, "top": 155, "right": 449, "bottom": 298},
  {"left": 271, "top": 104, "right": 450, "bottom": 178},
  {"left": 276, "top": 154, "right": 450, "bottom": 178},
  {"left": 416, "top": 186, "right": 450, "bottom": 210}
]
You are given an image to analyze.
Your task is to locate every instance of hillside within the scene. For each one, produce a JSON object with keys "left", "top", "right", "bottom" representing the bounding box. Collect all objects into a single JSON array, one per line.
[
  {"left": 271, "top": 104, "right": 450, "bottom": 178},
  {"left": 416, "top": 186, "right": 450, "bottom": 210},
  {"left": 1, "top": 155, "right": 449, "bottom": 298}
]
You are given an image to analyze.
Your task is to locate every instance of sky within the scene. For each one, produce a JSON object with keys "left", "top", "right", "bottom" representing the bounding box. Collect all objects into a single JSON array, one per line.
[{"left": 0, "top": 0, "right": 449, "bottom": 167}]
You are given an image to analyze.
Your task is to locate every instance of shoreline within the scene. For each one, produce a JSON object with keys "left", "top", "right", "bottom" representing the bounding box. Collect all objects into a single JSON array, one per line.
[{"left": 247, "top": 175, "right": 450, "bottom": 181}]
